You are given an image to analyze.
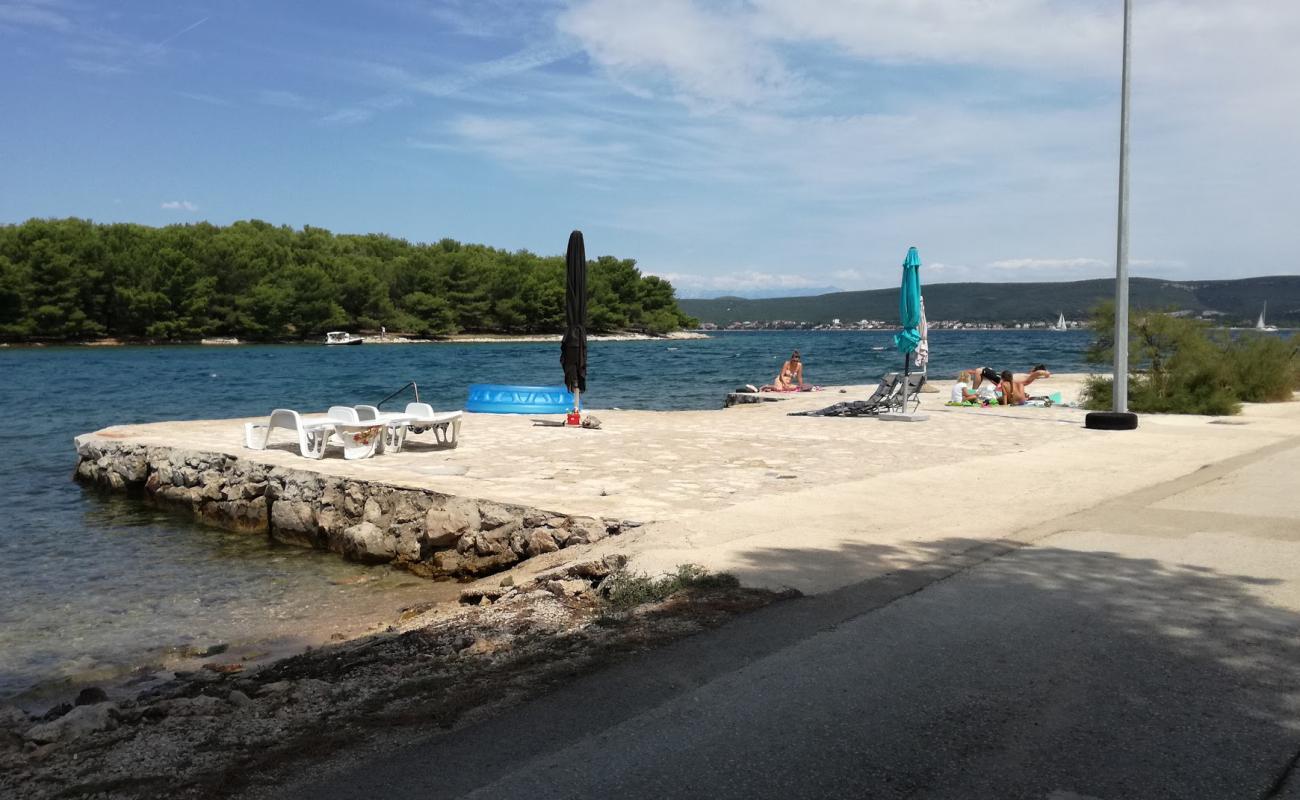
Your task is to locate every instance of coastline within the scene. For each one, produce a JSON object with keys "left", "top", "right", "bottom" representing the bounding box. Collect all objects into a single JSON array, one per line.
[
  {"left": 6, "top": 376, "right": 1299, "bottom": 796},
  {"left": 0, "top": 330, "right": 711, "bottom": 348},
  {"left": 0, "top": 557, "right": 784, "bottom": 800}
]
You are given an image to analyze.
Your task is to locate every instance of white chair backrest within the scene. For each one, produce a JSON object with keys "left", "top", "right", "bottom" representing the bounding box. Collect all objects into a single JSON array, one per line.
[
  {"left": 354, "top": 405, "right": 380, "bottom": 421},
  {"left": 327, "top": 405, "right": 360, "bottom": 422},
  {"left": 406, "top": 402, "right": 435, "bottom": 417}
]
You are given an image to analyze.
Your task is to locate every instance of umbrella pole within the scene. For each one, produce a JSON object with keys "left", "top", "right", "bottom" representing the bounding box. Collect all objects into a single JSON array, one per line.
[
  {"left": 574, "top": 388, "right": 581, "bottom": 414},
  {"left": 903, "top": 352, "right": 910, "bottom": 413}
]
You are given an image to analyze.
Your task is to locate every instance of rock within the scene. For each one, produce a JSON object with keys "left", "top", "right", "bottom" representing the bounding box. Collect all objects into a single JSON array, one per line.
[
  {"left": 113, "top": 453, "right": 148, "bottom": 483},
  {"left": 459, "top": 549, "right": 521, "bottom": 576},
  {"left": 459, "top": 637, "right": 502, "bottom": 657},
  {"left": 227, "top": 690, "right": 253, "bottom": 709},
  {"left": 0, "top": 705, "right": 30, "bottom": 731},
  {"left": 546, "top": 579, "right": 592, "bottom": 598},
  {"left": 393, "top": 526, "right": 423, "bottom": 561},
  {"left": 75, "top": 687, "right": 109, "bottom": 706},
  {"left": 39, "top": 703, "right": 73, "bottom": 723},
  {"left": 270, "top": 499, "right": 317, "bottom": 542},
  {"left": 362, "top": 497, "right": 387, "bottom": 526},
  {"left": 26, "top": 703, "right": 117, "bottom": 743},
  {"left": 424, "top": 500, "right": 482, "bottom": 547},
  {"left": 338, "top": 521, "right": 397, "bottom": 563},
  {"left": 568, "top": 554, "right": 629, "bottom": 579},
  {"left": 162, "top": 695, "right": 225, "bottom": 717},
  {"left": 202, "top": 662, "right": 244, "bottom": 675},
  {"left": 391, "top": 493, "right": 427, "bottom": 523},
  {"left": 525, "top": 528, "right": 560, "bottom": 555},
  {"left": 432, "top": 550, "right": 464, "bottom": 575},
  {"left": 500, "top": 575, "right": 515, "bottom": 587},
  {"left": 478, "top": 504, "right": 516, "bottom": 530},
  {"left": 261, "top": 681, "right": 293, "bottom": 694},
  {"left": 181, "top": 642, "right": 228, "bottom": 658},
  {"left": 459, "top": 586, "right": 506, "bottom": 604},
  {"left": 398, "top": 601, "right": 437, "bottom": 621}
]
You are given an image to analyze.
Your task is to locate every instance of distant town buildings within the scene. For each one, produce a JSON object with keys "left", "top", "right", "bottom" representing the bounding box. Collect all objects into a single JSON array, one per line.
[{"left": 696, "top": 318, "right": 1086, "bottom": 331}]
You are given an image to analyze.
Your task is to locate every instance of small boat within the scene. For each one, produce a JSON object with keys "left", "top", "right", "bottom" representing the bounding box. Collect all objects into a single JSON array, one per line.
[
  {"left": 1256, "top": 303, "right": 1278, "bottom": 333},
  {"left": 1051, "top": 312, "right": 1068, "bottom": 332},
  {"left": 324, "top": 331, "right": 364, "bottom": 346}
]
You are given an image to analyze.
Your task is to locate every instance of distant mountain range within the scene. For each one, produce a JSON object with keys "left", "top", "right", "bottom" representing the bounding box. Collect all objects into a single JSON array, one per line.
[{"left": 678, "top": 276, "right": 1300, "bottom": 328}]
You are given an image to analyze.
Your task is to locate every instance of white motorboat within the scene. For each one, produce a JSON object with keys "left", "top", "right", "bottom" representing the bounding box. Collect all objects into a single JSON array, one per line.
[{"left": 324, "top": 331, "right": 364, "bottom": 346}]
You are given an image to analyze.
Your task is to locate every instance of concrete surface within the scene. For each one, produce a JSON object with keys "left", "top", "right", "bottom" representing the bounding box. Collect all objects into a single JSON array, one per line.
[{"left": 285, "top": 429, "right": 1300, "bottom": 799}]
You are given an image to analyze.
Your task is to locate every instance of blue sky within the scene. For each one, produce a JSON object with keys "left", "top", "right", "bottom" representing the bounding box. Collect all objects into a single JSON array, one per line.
[{"left": 2, "top": 0, "right": 1297, "bottom": 297}]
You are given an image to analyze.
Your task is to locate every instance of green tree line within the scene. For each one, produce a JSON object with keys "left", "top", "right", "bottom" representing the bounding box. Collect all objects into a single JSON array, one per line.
[{"left": 0, "top": 218, "right": 696, "bottom": 341}]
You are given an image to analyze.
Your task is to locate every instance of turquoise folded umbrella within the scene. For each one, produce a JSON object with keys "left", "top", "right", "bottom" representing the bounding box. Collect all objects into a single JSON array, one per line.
[{"left": 893, "top": 246, "right": 923, "bottom": 355}]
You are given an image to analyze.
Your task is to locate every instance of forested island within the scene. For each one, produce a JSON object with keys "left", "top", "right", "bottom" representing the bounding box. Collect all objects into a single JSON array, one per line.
[{"left": 0, "top": 218, "right": 697, "bottom": 342}]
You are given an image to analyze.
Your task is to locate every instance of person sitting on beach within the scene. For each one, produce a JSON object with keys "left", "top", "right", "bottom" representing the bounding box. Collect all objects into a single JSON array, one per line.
[
  {"left": 1018, "top": 364, "right": 1052, "bottom": 385},
  {"left": 1001, "top": 369, "right": 1029, "bottom": 405},
  {"left": 975, "top": 368, "right": 1003, "bottom": 404},
  {"left": 764, "top": 350, "right": 805, "bottom": 391},
  {"left": 950, "top": 370, "right": 980, "bottom": 404}
]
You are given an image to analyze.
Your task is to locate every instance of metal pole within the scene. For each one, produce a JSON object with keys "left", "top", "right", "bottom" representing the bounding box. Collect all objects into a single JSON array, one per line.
[{"left": 1112, "top": 0, "right": 1133, "bottom": 413}]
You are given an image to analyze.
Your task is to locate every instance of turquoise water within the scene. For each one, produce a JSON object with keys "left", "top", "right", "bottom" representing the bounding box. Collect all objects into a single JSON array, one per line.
[{"left": 0, "top": 330, "right": 1091, "bottom": 701}]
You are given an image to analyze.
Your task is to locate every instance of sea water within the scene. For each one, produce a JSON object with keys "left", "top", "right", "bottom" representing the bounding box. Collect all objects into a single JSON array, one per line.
[{"left": 0, "top": 330, "right": 1092, "bottom": 701}]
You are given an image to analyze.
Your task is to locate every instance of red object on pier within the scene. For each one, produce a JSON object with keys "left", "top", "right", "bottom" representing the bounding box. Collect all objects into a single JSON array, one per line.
[{"left": 566, "top": 411, "right": 581, "bottom": 426}]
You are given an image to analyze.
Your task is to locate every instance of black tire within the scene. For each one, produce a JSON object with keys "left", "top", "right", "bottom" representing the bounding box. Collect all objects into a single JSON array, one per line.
[{"left": 1085, "top": 411, "right": 1139, "bottom": 430}]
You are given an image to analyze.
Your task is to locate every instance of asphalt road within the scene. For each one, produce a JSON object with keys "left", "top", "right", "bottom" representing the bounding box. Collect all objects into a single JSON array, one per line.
[{"left": 290, "top": 439, "right": 1300, "bottom": 800}]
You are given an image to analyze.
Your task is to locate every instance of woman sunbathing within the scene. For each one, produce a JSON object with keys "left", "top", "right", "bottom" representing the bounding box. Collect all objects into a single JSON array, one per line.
[
  {"left": 763, "top": 350, "right": 805, "bottom": 391},
  {"left": 1001, "top": 370, "right": 1029, "bottom": 405}
]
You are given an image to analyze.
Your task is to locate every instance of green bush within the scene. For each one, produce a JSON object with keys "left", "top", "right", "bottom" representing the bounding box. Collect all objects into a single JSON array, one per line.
[
  {"left": 601, "top": 564, "right": 740, "bottom": 611},
  {"left": 1082, "top": 304, "right": 1298, "bottom": 415},
  {"left": 1226, "top": 333, "right": 1300, "bottom": 402}
]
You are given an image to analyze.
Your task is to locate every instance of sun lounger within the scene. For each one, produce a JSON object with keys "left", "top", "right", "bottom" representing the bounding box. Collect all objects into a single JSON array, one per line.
[
  {"left": 331, "top": 421, "right": 386, "bottom": 460},
  {"left": 788, "top": 372, "right": 925, "bottom": 418},
  {"left": 243, "top": 409, "right": 335, "bottom": 459},
  {"left": 244, "top": 408, "right": 386, "bottom": 460},
  {"left": 354, "top": 402, "right": 462, "bottom": 451}
]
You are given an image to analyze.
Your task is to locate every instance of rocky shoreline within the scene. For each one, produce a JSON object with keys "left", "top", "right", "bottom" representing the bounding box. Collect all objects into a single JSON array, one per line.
[
  {"left": 73, "top": 438, "right": 630, "bottom": 580},
  {"left": 0, "top": 558, "right": 788, "bottom": 800}
]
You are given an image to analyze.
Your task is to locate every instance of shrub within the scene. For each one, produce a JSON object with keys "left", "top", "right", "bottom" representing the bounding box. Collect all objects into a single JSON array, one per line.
[
  {"left": 1226, "top": 333, "right": 1300, "bottom": 402},
  {"left": 1082, "top": 304, "right": 1298, "bottom": 415},
  {"left": 601, "top": 564, "right": 739, "bottom": 611}
]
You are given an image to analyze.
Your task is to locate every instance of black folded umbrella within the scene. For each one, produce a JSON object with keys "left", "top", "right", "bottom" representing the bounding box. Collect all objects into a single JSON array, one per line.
[{"left": 560, "top": 230, "right": 588, "bottom": 402}]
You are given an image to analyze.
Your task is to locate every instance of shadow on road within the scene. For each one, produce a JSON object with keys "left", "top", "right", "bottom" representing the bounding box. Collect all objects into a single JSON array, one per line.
[{"left": 290, "top": 535, "right": 1300, "bottom": 799}]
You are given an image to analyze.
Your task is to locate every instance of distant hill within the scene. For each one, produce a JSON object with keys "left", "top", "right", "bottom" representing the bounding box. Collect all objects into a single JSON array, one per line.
[
  {"left": 679, "top": 276, "right": 1300, "bottom": 328},
  {"left": 678, "top": 286, "right": 843, "bottom": 300}
]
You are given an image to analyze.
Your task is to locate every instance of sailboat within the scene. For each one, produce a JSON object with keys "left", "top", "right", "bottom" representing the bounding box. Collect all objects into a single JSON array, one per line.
[
  {"left": 1256, "top": 303, "right": 1278, "bottom": 333},
  {"left": 1051, "top": 312, "right": 1068, "bottom": 332}
]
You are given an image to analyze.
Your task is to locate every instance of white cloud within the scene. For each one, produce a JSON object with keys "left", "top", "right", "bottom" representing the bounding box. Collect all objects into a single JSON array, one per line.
[
  {"left": 258, "top": 90, "right": 316, "bottom": 111},
  {"left": 367, "top": 42, "right": 580, "bottom": 99},
  {"left": 176, "top": 91, "right": 232, "bottom": 107},
  {"left": 160, "top": 200, "right": 198, "bottom": 212},
  {"left": 422, "top": 114, "right": 641, "bottom": 180},
  {"left": 988, "top": 258, "right": 1106, "bottom": 272},
  {"left": 649, "top": 269, "right": 837, "bottom": 298},
  {"left": 558, "top": 0, "right": 798, "bottom": 107},
  {"left": 0, "top": 2, "right": 73, "bottom": 33},
  {"left": 320, "top": 107, "right": 375, "bottom": 125}
]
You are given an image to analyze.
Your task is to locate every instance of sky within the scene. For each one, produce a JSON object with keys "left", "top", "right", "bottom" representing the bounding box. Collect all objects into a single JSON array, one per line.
[{"left": 1, "top": 0, "right": 1297, "bottom": 298}]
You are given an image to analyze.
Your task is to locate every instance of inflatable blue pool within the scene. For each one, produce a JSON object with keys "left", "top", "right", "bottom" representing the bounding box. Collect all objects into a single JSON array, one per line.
[{"left": 465, "top": 384, "right": 575, "bottom": 414}]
